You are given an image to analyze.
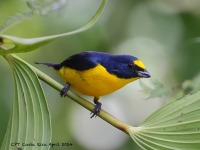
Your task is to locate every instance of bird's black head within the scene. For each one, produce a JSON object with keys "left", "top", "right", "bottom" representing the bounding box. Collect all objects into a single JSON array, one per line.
[{"left": 101, "top": 55, "right": 151, "bottom": 79}]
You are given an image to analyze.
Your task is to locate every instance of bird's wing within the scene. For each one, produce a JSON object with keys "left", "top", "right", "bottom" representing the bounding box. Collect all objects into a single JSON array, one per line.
[{"left": 61, "top": 51, "right": 101, "bottom": 70}]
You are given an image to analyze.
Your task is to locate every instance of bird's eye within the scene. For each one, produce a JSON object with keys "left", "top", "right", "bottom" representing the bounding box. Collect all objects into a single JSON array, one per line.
[{"left": 128, "top": 63, "right": 134, "bottom": 69}]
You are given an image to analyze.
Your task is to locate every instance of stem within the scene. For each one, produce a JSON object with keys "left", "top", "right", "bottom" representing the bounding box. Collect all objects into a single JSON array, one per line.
[{"left": 11, "top": 54, "right": 132, "bottom": 134}]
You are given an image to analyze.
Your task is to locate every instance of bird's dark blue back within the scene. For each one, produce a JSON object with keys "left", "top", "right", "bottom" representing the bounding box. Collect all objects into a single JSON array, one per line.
[
  {"left": 61, "top": 51, "right": 139, "bottom": 78},
  {"left": 61, "top": 51, "right": 109, "bottom": 70}
]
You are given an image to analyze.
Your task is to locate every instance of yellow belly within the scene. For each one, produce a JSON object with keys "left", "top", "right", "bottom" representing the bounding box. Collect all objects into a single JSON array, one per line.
[{"left": 57, "top": 64, "right": 138, "bottom": 96}]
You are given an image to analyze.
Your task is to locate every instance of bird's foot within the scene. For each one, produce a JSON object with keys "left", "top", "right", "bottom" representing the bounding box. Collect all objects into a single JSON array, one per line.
[
  {"left": 90, "top": 97, "right": 102, "bottom": 118},
  {"left": 60, "top": 83, "right": 70, "bottom": 97}
]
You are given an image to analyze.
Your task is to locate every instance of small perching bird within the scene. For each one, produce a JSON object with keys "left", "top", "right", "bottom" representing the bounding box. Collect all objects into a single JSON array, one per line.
[{"left": 36, "top": 51, "right": 150, "bottom": 118}]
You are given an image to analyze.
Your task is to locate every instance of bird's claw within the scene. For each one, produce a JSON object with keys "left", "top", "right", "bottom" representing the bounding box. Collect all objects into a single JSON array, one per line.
[
  {"left": 60, "top": 83, "right": 70, "bottom": 97},
  {"left": 60, "top": 89, "right": 67, "bottom": 97},
  {"left": 90, "top": 102, "right": 102, "bottom": 118}
]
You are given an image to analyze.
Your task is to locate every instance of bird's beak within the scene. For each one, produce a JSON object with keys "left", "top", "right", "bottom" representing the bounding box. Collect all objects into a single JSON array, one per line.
[{"left": 137, "top": 70, "right": 151, "bottom": 78}]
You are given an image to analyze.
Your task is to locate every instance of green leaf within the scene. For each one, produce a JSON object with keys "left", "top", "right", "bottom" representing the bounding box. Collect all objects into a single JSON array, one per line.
[
  {"left": 0, "top": 0, "right": 107, "bottom": 55},
  {"left": 129, "top": 91, "right": 200, "bottom": 150},
  {"left": 1, "top": 54, "right": 51, "bottom": 150}
]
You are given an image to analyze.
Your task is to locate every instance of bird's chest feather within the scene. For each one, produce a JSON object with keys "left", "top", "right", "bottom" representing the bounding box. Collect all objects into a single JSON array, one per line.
[{"left": 57, "top": 64, "right": 137, "bottom": 96}]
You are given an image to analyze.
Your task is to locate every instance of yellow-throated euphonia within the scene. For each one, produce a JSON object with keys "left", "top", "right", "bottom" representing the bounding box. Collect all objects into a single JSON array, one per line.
[{"left": 36, "top": 51, "right": 150, "bottom": 118}]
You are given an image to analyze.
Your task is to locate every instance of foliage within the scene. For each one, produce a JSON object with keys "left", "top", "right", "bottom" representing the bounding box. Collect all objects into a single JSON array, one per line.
[
  {"left": 0, "top": 0, "right": 200, "bottom": 150},
  {"left": 1, "top": 55, "right": 51, "bottom": 150},
  {"left": 129, "top": 91, "right": 200, "bottom": 150}
]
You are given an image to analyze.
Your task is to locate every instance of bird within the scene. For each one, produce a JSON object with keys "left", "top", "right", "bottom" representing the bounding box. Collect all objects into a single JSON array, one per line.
[{"left": 35, "top": 51, "right": 151, "bottom": 118}]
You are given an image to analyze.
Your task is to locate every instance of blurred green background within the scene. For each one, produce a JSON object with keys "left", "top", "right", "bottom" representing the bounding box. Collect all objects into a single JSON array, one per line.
[{"left": 1, "top": 0, "right": 200, "bottom": 149}]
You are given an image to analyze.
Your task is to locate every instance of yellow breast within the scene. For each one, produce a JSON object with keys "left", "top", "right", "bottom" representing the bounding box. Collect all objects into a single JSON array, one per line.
[{"left": 57, "top": 64, "right": 138, "bottom": 96}]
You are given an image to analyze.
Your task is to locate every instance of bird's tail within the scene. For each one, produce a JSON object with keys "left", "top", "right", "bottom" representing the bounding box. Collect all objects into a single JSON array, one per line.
[{"left": 35, "top": 62, "right": 61, "bottom": 70}]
